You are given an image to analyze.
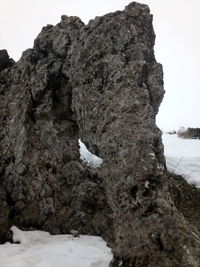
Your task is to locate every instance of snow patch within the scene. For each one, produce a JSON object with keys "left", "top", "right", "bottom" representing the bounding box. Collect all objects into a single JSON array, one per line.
[
  {"left": 79, "top": 139, "right": 103, "bottom": 168},
  {"left": 162, "top": 133, "right": 200, "bottom": 187},
  {"left": 11, "top": 226, "right": 51, "bottom": 245},
  {"left": 0, "top": 226, "right": 112, "bottom": 267}
]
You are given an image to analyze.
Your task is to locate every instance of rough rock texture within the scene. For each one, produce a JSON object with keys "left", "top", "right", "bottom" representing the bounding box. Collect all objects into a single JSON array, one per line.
[
  {"left": 0, "top": 49, "right": 14, "bottom": 71},
  {"left": 170, "top": 174, "right": 200, "bottom": 234},
  {"left": 0, "top": 2, "right": 200, "bottom": 266},
  {"left": 0, "top": 18, "right": 111, "bottom": 239}
]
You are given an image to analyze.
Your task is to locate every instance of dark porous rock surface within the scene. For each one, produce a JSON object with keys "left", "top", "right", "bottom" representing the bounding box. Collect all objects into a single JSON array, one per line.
[
  {"left": 0, "top": 2, "right": 200, "bottom": 266},
  {"left": 0, "top": 49, "right": 15, "bottom": 72},
  {"left": 0, "top": 17, "right": 111, "bottom": 239}
]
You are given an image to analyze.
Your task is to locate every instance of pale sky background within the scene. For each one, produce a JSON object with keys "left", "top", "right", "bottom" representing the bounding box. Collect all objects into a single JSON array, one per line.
[{"left": 0, "top": 0, "right": 199, "bottom": 131}]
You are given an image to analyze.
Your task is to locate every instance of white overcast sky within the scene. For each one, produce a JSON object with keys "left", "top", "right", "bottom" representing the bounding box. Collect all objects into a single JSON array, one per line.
[{"left": 0, "top": 0, "right": 199, "bottom": 131}]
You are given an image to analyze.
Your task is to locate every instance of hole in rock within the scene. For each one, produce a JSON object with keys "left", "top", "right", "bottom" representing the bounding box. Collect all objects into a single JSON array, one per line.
[{"left": 79, "top": 139, "right": 103, "bottom": 168}]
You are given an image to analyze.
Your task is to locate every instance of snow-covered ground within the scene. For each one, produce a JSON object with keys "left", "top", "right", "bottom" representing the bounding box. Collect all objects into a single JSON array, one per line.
[
  {"left": 162, "top": 133, "right": 200, "bottom": 187},
  {"left": 0, "top": 226, "right": 112, "bottom": 267}
]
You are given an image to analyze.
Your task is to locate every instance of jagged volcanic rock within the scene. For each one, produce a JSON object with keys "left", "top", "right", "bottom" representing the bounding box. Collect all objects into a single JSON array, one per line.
[
  {"left": 0, "top": 17, "right": 111, "bottom": 239},
  {"left": 0, "top": 2, "right": 200, "bottom": 266},
  {"left": 0, "top": 50, "right": 14, "bottom": 71}
]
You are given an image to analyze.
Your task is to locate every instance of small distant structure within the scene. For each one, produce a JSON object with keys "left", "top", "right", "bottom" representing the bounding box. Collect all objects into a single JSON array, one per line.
[
  {"left": 167, "top": 130, "right": 176, "bottom": 135},
  {"left": 177, "top": 127, "right": 200, "bottom": 139}
]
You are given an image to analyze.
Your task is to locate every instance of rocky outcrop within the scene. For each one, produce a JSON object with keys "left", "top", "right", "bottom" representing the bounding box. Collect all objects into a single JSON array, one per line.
[
  {"left": 0, "top": 50, "right": 14, "bottom": 71},
  {"left": 0, "top": 2, "right": 200, "bottom": 266},
  {"left": 0, "top": 17, "right": 111, "bottom": 239}
]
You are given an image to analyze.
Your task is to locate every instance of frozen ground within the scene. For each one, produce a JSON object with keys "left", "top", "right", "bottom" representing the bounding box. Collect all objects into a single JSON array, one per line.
[
  {"left": 162, "top": 133, "right": 200, "bottom": 187},
  {"left": 0, "top": 226, "right": 112, "bottom": 267}
]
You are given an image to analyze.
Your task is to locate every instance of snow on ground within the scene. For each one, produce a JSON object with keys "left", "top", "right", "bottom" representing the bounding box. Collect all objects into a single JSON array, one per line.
[
  {"left": 0, "top": 226, "right": 112, "bottom": 267},
  {"left": 162, "top": 133, "right": 200, "bottom": 187},
  {"left": 79, "top": 139, "right": 103, "bottom": 168}
]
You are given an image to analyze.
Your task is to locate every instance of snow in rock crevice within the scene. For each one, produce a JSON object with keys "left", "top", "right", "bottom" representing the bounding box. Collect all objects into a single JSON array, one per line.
[{"left": 79, "top": 139, "right": 103, "bottom": 168}]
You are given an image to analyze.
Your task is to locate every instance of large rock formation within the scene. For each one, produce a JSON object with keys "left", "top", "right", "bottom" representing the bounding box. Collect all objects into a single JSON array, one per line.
[
  {"left": 0, "top": 2, "right": 200, "bottom": 266},
  {"left": 0, "top": 17, "right": 111, "bottom": 239}
]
